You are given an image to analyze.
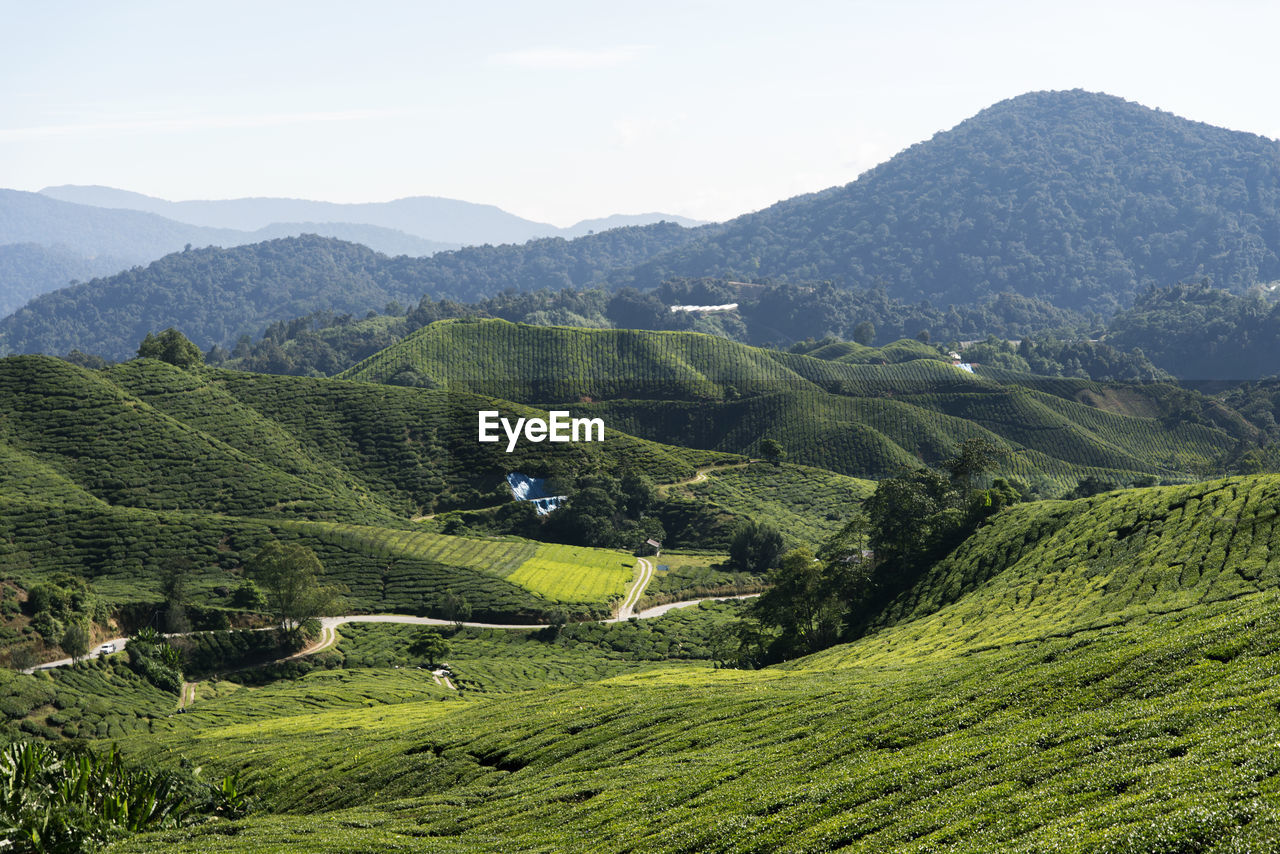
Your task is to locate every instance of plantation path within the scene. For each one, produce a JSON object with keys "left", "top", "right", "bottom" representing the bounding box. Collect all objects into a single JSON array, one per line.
[
  {"left": 178, "top": 682, "right": 197, "bottom": 709},
  {"left": 24, "top": 636, "right": 129, "bottom": 673},
  {"left": 658, "top": 461, "right": 752, "bottom": 494},
  {"left": 286, "top": 621, "right": 339, "bottom": 659},
  {"left": 632, "top": 593, "right": 761, "bottom": 620},
  {"left": 611, "top": 557, "right": 655, "bottom": 621}
]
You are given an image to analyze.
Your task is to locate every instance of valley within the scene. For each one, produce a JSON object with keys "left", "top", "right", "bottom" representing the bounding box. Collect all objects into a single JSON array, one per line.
[{"left": 7, "top": 82, "right": 1280, "bottom": 852}]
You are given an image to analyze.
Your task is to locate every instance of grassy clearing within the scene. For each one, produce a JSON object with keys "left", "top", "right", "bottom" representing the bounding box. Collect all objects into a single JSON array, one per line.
[{"left": 504, "top": 544, "right": 635, "bottom": 605}]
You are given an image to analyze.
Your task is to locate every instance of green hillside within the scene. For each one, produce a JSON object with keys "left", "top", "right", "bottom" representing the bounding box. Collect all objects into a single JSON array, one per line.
[
  {"left": 341, "top": 319, "right": 1250, "bottom": 492},
  {"left": 37, "top": 473, "right": 1276, "bottom": 852},
  {"left": 0, "top": 354, "right": 736, "bottom": 629}
]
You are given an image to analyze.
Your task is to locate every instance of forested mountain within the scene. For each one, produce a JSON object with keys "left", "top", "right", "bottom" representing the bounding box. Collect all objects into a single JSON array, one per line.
[
  {"left": 11, "top": 90, "right": 1280, "bottom": 364},
  {"left": 0, "top": 243, "right": 130, "bottom": 318},
  {"left": 618, "top": 90, "right": 1280, "bottom": 313},
  {"left": 1104, "top": 281, "right": 1280, "bottom": 380},
  {"left": 0, "top": 227, "right": 701, "bottom": 360},
  {"left": 39, "top": 185, "right": 704, "bottom": 245}
]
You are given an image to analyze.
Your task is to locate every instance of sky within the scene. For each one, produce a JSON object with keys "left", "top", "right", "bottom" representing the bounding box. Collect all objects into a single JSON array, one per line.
[{"left": 3, "top": 0, "right": 1279, "bottom": 227}]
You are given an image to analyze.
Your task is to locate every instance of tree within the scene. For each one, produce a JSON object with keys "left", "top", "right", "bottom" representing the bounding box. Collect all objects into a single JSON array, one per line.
[
  {"left": 231, "top": 579, "right": 268, "bottom": 610},
  {"left": 759, "top": 438, "right": 785, "bottom": 467},
  {"left": 728, "top": 520, "right": 784, "bottom": 574},
  {"left": 8, "top": 644, "right": 38, "bottom": 672},
  {"left": 751, "top": 548, "right": 846, "bottom": 657},
  {"left": 160, "top": 557, "right": 193, "bottom": 634},
  {"left": 943, "top": 437, "right": 1001, "bottom": 493},
  {"left": 246, "top": 541, "right": 343, "bottom": 636},
  {"left": 137, "top": 328, "right": 203, "bottom": 368},
  {"left": 60, "top": 620, "right": 90, "bottom": 661},
  {"left": 853, "top": 321, "right": 876, "bottom": 346},
  {"left": 408, "top": 629, "right": 450, "bottom": 666},
  {"left": 440, "top": 589, "right": 472, "bottom": 630}
]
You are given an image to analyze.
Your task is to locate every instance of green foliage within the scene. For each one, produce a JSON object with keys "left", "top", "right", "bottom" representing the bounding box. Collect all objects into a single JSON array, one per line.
[
  {"left": 406, "top": 630, "right": 448, "bottom": 666},
  {"left": 727, "top": 519, "right": 783, "bottom": 574},
  {"left": 246, "top": 542, "right": 341, "bottom": 635},
  {"left": 57, "top": 621, "right": 89, "bottom": 662},
  {"left": 125, "top": 631, "right": 183, "bottom": 694},
  {"left": 623, "top": 91, "right": 1280, "bottom": 316},
  {"left": 180, "top": 630, "right": 292, "bottom": 680},
  {"left": 340, "top": 318, "right": 1248, "bottom": 493},
  {"left": 1107, "top": 281, "right": 1280, "bottom": 380},
  {"left": 0, "top": 225, "right": 697, "bottom": 361},
  {"left": 136, "top": 328, "right": 202, "bottom": 368},
  {"left": 0, "top": 740, "right": 251, "bottom": 852}
]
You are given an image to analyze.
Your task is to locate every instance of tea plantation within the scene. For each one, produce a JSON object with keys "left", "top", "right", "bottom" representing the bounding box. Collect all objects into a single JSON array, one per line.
[
  {"left": 69, "top": 473, "right": 1280, "bottom": 852},
  {"left": 340, "top": 319, "right": 1251, "bottom": 493}
]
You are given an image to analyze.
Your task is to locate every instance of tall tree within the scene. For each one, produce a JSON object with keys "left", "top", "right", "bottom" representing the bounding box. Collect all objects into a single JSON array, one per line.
[{"left": 247, "top": 541, "right": 343, "bottom": 636}]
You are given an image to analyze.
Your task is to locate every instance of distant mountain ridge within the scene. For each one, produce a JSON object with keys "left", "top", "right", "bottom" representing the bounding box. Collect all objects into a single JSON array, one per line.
[
  {"left": 10, "top": 90, "right": 1280, "bottom": 356},
  {"left": 618, "top": 89, "right": 1280, "bottom": 314},
  {"left": 37, "top": 185, "right": 707, "bottom": 245},
  {"left": 1, "top": 188, "right": 702, "bottom": 321},
  {"left": 0, "top": 225, "right": 701, "bottom": 360}
]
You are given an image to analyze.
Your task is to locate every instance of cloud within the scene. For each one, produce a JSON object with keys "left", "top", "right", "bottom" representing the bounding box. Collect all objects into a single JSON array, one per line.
[
  {"left": 489, "top": 45, "right": 650, "bottom": 71},
  {"left": 0, "top": 108, "right": 408, "bottom": 141}
]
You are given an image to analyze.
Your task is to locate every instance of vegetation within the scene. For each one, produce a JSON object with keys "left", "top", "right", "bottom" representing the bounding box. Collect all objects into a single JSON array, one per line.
[
  {"left": 341, "top": 318, "right": 1253, "bottom": 493},
  {"left": 0, "top": 224, "right": 699, "bottom": 360},
  {"left": 82, "top": 472, "right": 1280, "bottom": 852},
  {"left": 0, "top": 740, "right": 244, "bottom": 852},
  {"left": 618, "top": 90, "right": 1280, "bottom": 315},
  {"left": 246, "top": 542, "right": 343, "bottom": 636}
]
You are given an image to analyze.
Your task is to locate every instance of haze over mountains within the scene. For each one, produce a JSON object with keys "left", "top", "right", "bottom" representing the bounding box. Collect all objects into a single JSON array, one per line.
[
  {"left": 5, "top": 89, "right": 1280, "bottom": 363},
  {"left": 37, "top": 185, "right": 707, "bottom": 245},
  {"left": 0, "top": 186, "right": 704, "bottom": 318}
]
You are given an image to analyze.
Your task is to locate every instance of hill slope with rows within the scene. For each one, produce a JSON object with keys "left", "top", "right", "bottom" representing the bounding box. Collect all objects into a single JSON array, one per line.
[
  {"left": 341, "top": 319, "right": 1253, "bottom": 493},
  {"left": 0, "top": 355, "right": 731, "bottom": 626},
  {"left": 92, "top": 473, "right": 1280, "bottom": 852}
]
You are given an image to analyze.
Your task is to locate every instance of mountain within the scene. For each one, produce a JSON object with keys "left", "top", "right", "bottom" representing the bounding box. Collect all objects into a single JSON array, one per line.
[
  {"left": 39, "top": 185, "right": 705, "bottom": 245},
  {"left": 619, "top": 89, "right": 1280, "bottom": 314},
  {"left": 338, "top": 319, "right": 1256, "bottom": 493},
  {"left": 0, "top": 227, "right": 701, "bottom": 360},
  {"left": 562, "top": 212, "right": 707, "bottom": 237},
  {"left": 0, "top": 190, "right": 456, "bottom": 317},
  {"left": 0, "top": 243, "right": 132, "bottom": 318},
  {"left": 13, "top": 90, "right": 1280, "bottom": 360}
]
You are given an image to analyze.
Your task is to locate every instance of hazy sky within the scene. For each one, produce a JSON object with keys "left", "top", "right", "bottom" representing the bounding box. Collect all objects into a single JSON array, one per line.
[{"left": 4, "top": 0, "right": 1279, "bottom": 226}]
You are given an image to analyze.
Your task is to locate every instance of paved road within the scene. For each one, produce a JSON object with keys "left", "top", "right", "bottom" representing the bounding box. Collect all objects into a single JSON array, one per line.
[{"left": 23, "top": 556, "right": 753, "bottom": 675}]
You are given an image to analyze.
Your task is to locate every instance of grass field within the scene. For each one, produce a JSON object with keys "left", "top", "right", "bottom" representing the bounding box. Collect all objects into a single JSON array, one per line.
[{"left": 504, "top": 543, "right": 636, "bottom": 605}]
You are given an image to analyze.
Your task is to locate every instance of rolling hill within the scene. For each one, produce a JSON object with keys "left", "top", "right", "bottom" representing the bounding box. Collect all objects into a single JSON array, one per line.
[
  {"left": 340, "top": 319, "right": 1255, "bottom": 493},
  {"left": 16, "top": 472, "right": 1275, "bottom": 852},
  {"left": 0, "top": 354, "right": 734, "bottom": 622}
]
